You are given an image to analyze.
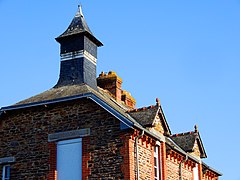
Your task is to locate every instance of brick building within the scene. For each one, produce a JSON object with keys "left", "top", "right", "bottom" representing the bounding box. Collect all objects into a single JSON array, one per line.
[{"left": 0, "top": 6, "right": 222, "bottom": 180}]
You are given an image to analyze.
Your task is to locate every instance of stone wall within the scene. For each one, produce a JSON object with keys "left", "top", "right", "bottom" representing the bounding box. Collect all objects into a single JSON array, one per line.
[{"left": 0, "top": 98, "right": 127, "bottom": 179}]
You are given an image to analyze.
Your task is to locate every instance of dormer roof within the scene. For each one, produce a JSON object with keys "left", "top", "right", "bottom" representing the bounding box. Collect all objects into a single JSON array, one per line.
[
  {"left": 127, "top": 99, "right": 171, "bottom": 135},
  {"left": 171, "top": 126, "right": 207, "bottom": 158}
]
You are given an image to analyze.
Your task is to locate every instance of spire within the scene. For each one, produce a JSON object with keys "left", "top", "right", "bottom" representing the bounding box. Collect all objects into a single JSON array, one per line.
[
  {"left": 56, "top": 5, "right": 102, "bottom": 47},
  {"left": 76, "top": 4, "right": 84, "bottom": 17}
]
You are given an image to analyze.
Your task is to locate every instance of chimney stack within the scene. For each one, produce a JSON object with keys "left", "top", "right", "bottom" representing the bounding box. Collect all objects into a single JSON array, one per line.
[{"left": 97, "top": 71, "right": 136, "bottom": 108}]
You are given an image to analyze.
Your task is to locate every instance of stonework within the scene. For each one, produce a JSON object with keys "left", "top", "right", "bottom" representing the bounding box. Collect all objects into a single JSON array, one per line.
[{"left": 0, "top": 99, "right": 126, "bottom": 179}]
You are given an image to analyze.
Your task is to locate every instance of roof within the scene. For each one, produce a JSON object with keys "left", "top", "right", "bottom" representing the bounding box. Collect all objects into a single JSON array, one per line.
[
  {"left": 1, "top": 84, "right": 142, "bottom": 129},
  {"left": 56, "top": 5, "right": 103, "bottom": 47},
  {"left": 127, "top": 103, "right": 171, "bottom": 135},
  {"left": 171, "top": 128, "right": 207, "bottom": 158},
  {"left": 128, "top": 105, "right": 159, "bottom": 126}
]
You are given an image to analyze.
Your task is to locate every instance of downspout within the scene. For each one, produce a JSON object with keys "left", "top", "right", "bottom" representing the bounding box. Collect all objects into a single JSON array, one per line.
[
  {"left": 135, "top": 130, "right": 144, "bottom": 180},
  {"left": 179, "top": 154, "right": 188, "bottom": 180}
]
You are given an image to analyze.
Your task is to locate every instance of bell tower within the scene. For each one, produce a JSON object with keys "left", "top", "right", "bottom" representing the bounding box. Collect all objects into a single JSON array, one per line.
[{"left": 55, "top": 5, "right": 103, "bottom": 89}]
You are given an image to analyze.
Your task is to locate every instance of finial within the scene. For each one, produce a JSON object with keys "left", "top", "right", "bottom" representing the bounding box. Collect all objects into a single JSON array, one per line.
[
  {"left": 76, "top": 4, "right": 84, "bottom": 17},
  {"left": 156, "top": 98, "right": 160, "bottom": 107},
  {"left": 194, "top": 124, "right": 198, "bottom": 133}
]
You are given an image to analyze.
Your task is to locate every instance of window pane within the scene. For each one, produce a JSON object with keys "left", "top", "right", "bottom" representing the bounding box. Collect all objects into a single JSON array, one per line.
[{"left": 154, "top": 167, "right": 157, "bottom": 177}]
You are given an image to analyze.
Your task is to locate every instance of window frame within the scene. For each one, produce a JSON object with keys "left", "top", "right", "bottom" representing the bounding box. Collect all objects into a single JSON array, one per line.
[
  {"left": 2, "top": 164, "right": 11, "bottom": 180},
  {"left": 154, "top": 146, "right": 160, "bottom": 180}
]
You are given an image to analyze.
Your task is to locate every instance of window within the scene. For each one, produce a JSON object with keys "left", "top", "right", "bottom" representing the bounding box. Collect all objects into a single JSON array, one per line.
[
  {"left": 193, "top": 164, "right": 199, "bottom": 180},
  {"left": 57, "top": 138, "right": 82, "bottom": 180},
  {"left": 154, "top": 146, "right": 160, "bottom": 180},
  {"left": 2, "top": 165, "right": 10, "bottom": 180}
]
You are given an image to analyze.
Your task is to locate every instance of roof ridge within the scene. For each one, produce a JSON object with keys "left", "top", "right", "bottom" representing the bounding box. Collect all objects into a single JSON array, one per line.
[
  {"left": 127, "top": 104, "right": 158, "bottom": 113},
  {"left": 171, "top": 131, "right": 196, "bottom": 137}
]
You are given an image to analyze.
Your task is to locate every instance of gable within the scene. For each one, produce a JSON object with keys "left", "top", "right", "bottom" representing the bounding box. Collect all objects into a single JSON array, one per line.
[
  {"left": 127, "top": 105, "right": 171, "bottom": 135},
  {"left": 189, "top": 140, "right": 201, "bottom": 158},
  {"left": 152, "top": 113, "right": 165, "bottom": 134},
  {"left": 171, "top": 131, "right": 207, "bottom": 159}
]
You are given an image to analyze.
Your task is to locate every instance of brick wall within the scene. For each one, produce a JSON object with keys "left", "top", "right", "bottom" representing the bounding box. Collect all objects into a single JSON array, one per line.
[
  {"left": 166, "top": 152, "right": 194, "bottom": 180},
  {"left": 0, "top": 98, "right": 127, "bottom": 179},
  {"left": 138, "top": 137, "right": 154, "bottom": 180},
  {"left": 120, "top": 131, "right": 157, "bottom": 180},
  {"left": 202, "top": 171, "right": 219, "bottom": 180}
]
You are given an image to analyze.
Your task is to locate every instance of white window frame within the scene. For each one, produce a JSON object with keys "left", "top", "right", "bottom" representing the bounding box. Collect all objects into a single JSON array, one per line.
[
  {"left": 2, "top": 165, "right": 10, "bottom": 180},
  {"left": 193, "top": 164, "right": 199, "bottom": 180},
  {"left": 154, "top": 146, "right": 160, "bottom": 180}
]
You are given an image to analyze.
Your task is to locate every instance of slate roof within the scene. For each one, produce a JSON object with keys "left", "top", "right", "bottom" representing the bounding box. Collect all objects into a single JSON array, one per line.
[
  {"left": 127, "top": 103, "right": 171, "bottom": 135},
  {"left": 56, "top": 5, "right": 103, "bottom": 47},
  {"left": 127, "top": 105, "right": 159, "bottom": 127},
  {"left": 13, "top": 83, "right": 141, "bottom": 124},
  {"left": 171, "top": 129, "right": 207, "bottom": 158}
]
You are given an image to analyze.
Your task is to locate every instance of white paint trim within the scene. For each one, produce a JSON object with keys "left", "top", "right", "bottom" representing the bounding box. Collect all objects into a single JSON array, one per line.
[
  {"left": 60, "top": 50, "right": 97, "bottom": 65},
  {"left": 193, "top": 164, "right": 199, "bottom": 180},
  {"left": 2, "top": 165, "right": 10, "bottom": 180}
]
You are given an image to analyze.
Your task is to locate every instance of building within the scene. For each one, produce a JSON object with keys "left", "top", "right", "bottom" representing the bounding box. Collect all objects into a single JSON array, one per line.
[{"left": 0, "top": 5, "right": 222, "bottom": 180}]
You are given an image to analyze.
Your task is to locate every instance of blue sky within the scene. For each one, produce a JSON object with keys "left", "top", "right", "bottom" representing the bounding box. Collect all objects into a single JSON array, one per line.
[{"left": 0, "top": 1, "right": 239, "bottom": 179}]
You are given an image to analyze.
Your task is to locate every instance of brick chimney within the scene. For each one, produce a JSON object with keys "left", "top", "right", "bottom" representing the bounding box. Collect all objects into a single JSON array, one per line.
[
  {"left": 97, "top": 71, "right": 136, "bottom": 108},
  {"left": 97, "top": 71, "right": 123, "bottom": 102}
]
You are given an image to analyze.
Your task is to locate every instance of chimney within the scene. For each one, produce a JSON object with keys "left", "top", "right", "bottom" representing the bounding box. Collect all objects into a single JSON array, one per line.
[
  {"left": 97, "top": 71, "right": 123, "bottom": 102},
  {"left": 54, "top": 6, "right": 103, "bottom": 90},
  {"left": 97, "top": 71, "right": 136, "bottom": 108},
  {"left": 121, "top": 91, "right": 136, "bottom": 108}
]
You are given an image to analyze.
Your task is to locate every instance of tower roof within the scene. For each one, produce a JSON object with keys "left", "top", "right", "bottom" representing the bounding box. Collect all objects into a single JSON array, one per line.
[{"left": 56, "top": 5, "right": 103, "bottom": 47}]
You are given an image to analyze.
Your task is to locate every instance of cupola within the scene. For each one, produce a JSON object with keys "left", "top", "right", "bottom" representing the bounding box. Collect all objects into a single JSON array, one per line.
[{"left": 55, "top": 5, "right": 103, "bottom": 89}]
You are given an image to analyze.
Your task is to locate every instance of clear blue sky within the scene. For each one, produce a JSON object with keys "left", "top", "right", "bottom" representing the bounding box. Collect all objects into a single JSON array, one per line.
[{"left": 0, "top": 1, "right": 239, "bottom": 179}]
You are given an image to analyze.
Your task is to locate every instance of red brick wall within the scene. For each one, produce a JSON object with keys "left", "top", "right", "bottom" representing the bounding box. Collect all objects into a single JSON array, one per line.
[
  {"left": 120, "top": 132, "right": 135, "bottom": 180},
  {"left": 120, "top": 131, "right": 157, "bottom": 180},
  {"left": 161, "top": 142, "right": 167, "bottom": 180},
  {"left": 137, "top": 137, "right": 154, "bottom": 180},
  {"left": 166, "top": 152, "right": 194, "bottom": 180},
  {"left": 47, "top": 142, "right": 57, "bottom": 180},
  {"left": 202, "top": 171, "right": 219, "bottom": 180}
]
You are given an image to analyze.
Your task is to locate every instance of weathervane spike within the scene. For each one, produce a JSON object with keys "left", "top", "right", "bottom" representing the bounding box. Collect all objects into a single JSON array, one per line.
[{"left": 77, "top": 3, "right": 84, "bottom": 17}]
